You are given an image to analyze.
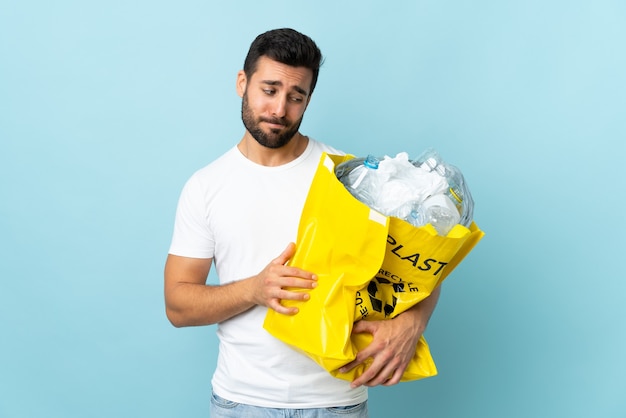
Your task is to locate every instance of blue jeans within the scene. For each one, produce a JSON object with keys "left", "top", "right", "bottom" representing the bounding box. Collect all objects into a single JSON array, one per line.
[{"left": 210, "top": 392, "right": 369, "bottom": 418}]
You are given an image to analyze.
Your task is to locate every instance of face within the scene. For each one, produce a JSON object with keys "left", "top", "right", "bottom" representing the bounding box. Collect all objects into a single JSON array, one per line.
[{"left": 238, "top": 56, "right": 313, "bottom": 149}]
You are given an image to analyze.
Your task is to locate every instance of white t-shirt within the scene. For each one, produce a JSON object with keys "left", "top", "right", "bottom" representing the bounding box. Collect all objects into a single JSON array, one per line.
[{"left": 168, "top": 138, "right": 368, "bottom": 408}]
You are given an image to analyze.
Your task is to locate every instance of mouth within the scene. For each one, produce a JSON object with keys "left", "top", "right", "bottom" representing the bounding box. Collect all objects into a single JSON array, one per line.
[{"left": 261, "top": 118, "right": 286, "bottom": 129}]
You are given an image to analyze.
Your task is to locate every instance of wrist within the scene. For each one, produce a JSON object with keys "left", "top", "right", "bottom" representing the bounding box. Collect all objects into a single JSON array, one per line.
[{"left": 397, "top": 306, "right": 427, "bottom": 335}]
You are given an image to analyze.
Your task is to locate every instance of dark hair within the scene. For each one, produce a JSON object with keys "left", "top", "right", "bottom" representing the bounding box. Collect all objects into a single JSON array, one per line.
[{"left": 243, "top": 28, "right": 323, "bottom": 95}]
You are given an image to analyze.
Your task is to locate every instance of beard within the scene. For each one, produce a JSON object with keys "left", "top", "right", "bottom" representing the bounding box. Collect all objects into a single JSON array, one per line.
[{"left": 241, "top": 92, "right": 304, "bottom": 149}]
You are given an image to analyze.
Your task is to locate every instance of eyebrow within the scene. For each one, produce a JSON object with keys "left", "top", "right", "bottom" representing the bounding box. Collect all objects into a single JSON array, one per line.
[{"left": 261, "top": 80, "right": 308, "bottom": 96}]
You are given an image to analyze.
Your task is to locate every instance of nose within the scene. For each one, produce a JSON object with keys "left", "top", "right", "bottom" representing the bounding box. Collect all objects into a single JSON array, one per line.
[{"left": 271, "top": 95, "right": 287, "bottom": 118}]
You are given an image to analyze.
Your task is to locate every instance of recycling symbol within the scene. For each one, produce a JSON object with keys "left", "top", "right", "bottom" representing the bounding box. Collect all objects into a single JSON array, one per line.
[{"left": 367, "top": 278, "right": 398, "bottom": 317}]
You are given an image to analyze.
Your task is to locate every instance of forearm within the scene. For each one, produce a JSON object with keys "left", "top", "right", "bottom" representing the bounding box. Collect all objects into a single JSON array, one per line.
[
  {"left": 165, "top": 279, "right": 256, "bottom": 327},
  {"left": 164, "top": 245, "right": 317, "bottom": 327},
  {"left": 164, "top": 254, "right": 258, "bottom": 327},
  {"left": 400, "top": 284, "right": 441, "bottom": 334}
]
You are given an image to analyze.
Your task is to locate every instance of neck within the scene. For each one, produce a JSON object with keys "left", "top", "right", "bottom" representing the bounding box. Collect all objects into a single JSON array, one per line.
[{"left": 238, "top": 133, "right": 309, "bottom": 167}]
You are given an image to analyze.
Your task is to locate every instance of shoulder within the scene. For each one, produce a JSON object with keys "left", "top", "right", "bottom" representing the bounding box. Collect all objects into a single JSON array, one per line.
[
  {"left": 175, "top": 147, "right": 242, "bottom": 200},
  {"left": 308, "top": 138, "right": 345, "bottom": 157},
  {"left": 187, "top": 146, "right": 241, "bottom": 182}
]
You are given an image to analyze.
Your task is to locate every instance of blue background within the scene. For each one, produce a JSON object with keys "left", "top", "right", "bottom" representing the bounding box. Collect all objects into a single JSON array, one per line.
[{"left": 1, "top": 1, "right": 625, "bottom": 417}]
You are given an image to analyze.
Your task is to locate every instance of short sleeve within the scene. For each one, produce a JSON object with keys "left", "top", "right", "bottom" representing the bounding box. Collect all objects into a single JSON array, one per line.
[{"left": 168, "top": 174, "right": 215, "bottom": 259}]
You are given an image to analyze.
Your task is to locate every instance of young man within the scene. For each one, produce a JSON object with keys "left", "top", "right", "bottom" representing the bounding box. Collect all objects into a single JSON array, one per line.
[{"left": 164, "top": 28, "right": 441, "bottom": 417}]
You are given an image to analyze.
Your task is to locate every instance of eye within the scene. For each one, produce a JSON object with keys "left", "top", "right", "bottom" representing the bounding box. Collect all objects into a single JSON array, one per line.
[
  {"left": 290, "top": 96, "right": 304, "bottom": 103},
  {"left": 263, "top": 89, "right": 275, "bottom": 95}
]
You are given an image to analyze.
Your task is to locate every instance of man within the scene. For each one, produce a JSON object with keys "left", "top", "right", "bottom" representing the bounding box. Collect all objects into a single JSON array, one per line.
[{"left": 164, "top": 28, "right": 441, "bottom": 417}]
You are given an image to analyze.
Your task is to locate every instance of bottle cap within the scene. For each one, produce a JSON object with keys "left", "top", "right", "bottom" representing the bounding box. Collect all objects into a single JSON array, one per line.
[{"left": 364, "top": 155, "right": 379, "bottom": 169}]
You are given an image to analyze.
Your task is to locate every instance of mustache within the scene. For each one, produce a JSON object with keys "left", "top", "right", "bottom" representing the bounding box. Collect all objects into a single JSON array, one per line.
[{"left": 260, "top": 116, "right": 287, "bottom": 126}]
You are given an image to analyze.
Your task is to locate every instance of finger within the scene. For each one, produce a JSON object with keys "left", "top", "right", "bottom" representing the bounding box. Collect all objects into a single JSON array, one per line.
[
  {"left": 365, "top": 351, "right": 411, "bottom": 387},
  {"left": 278, "top": 288, "right": 312, "bottom": 302},
  {"left": 268, "top": 298, "right": 299, "bottom": 315},
  {"left": 350, "top": 362, "right": 379, "bottom": 388},
  {"left": 272, "top": 242, "right": 296, "bottom": 266},
  {"left": 278, "top": 265, "right": 318, "bottom": 282},
  {"left": 278, "top": 275, "right": 318, "bottom": 290},
  {"left": 350, "top": 371, "right": 369, "bottom": 388},
  {"left": 339, "top": 347, "right": 372, "bottom": 375},
  {"left": 352, "top": 358, "right": 392, "bottom": 388},
  {"left": 340, "top": 325, "right": 377, "bottom": 376},
  {"left": 382, "top": 367, "right": 404, "bottom": 386},
  {"left": 352, "top": 320, "right": 376, "bottom": 334},
  {"left": 365, "top": 361, "right": 396, "bottom": 387},
  {"left": 339, "top": 359, "right": 359, "bottom": 374}
]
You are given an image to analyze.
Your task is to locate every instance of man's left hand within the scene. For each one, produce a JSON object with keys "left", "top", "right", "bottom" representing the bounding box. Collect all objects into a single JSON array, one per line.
[
  {"left": 339, "top": 311, "right": 422, "bottom": 388},
  {"left": 339, "top": 285, "right": 441, "bottom": 388}
]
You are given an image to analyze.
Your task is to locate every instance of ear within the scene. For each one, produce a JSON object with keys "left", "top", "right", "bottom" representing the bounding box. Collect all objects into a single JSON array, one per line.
[{"left": 236, "top": 70, "right": 247, "bottom": 98}]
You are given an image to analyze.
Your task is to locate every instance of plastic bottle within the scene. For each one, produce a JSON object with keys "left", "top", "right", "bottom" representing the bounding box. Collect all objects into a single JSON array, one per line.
[
  {"left": 419, "top": 194, "right": 461, "bottom": 235},
  {"left": 387, "top": 199, "right": 421, "bottom": 226},
  {"left": 414, "top": 149, "right": 474, "bottom": 227},
  {"left": 335, "top": 155, "right": 381, "bottom": 208},
  {"left": 336, "top": 150, "right": 474, "bottom": 234}
]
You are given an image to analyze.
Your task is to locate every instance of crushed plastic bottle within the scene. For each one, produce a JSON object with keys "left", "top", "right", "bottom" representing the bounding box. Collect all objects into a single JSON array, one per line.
[
  {"left": 335, "top": 155, "right": 382, "bottom": 208},
  {"left": 335, "top": 150, "right": 474, "bottom": 235},
  {"left": 418, "top": 194, "right": 461, "bottom": 235},
  {"left": 413, "top": 149, "right": 474, "bottom": 227}
]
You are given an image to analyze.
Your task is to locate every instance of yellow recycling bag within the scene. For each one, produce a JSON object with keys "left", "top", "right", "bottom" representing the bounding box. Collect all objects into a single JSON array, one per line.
[
  {"left": 263, "top": 153, "right": 485, "bottom": 382},
  {"left": 334, "top": 218, "right": 484, "bottom": 381}
]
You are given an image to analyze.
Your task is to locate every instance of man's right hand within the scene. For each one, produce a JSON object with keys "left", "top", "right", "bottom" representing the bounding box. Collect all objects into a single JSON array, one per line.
[
  {"left": 249, "top": 242, "right": 318, "bottom": 315},
  {"left": 165, "top": 242, "right": 317, "bottom": 327}
]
